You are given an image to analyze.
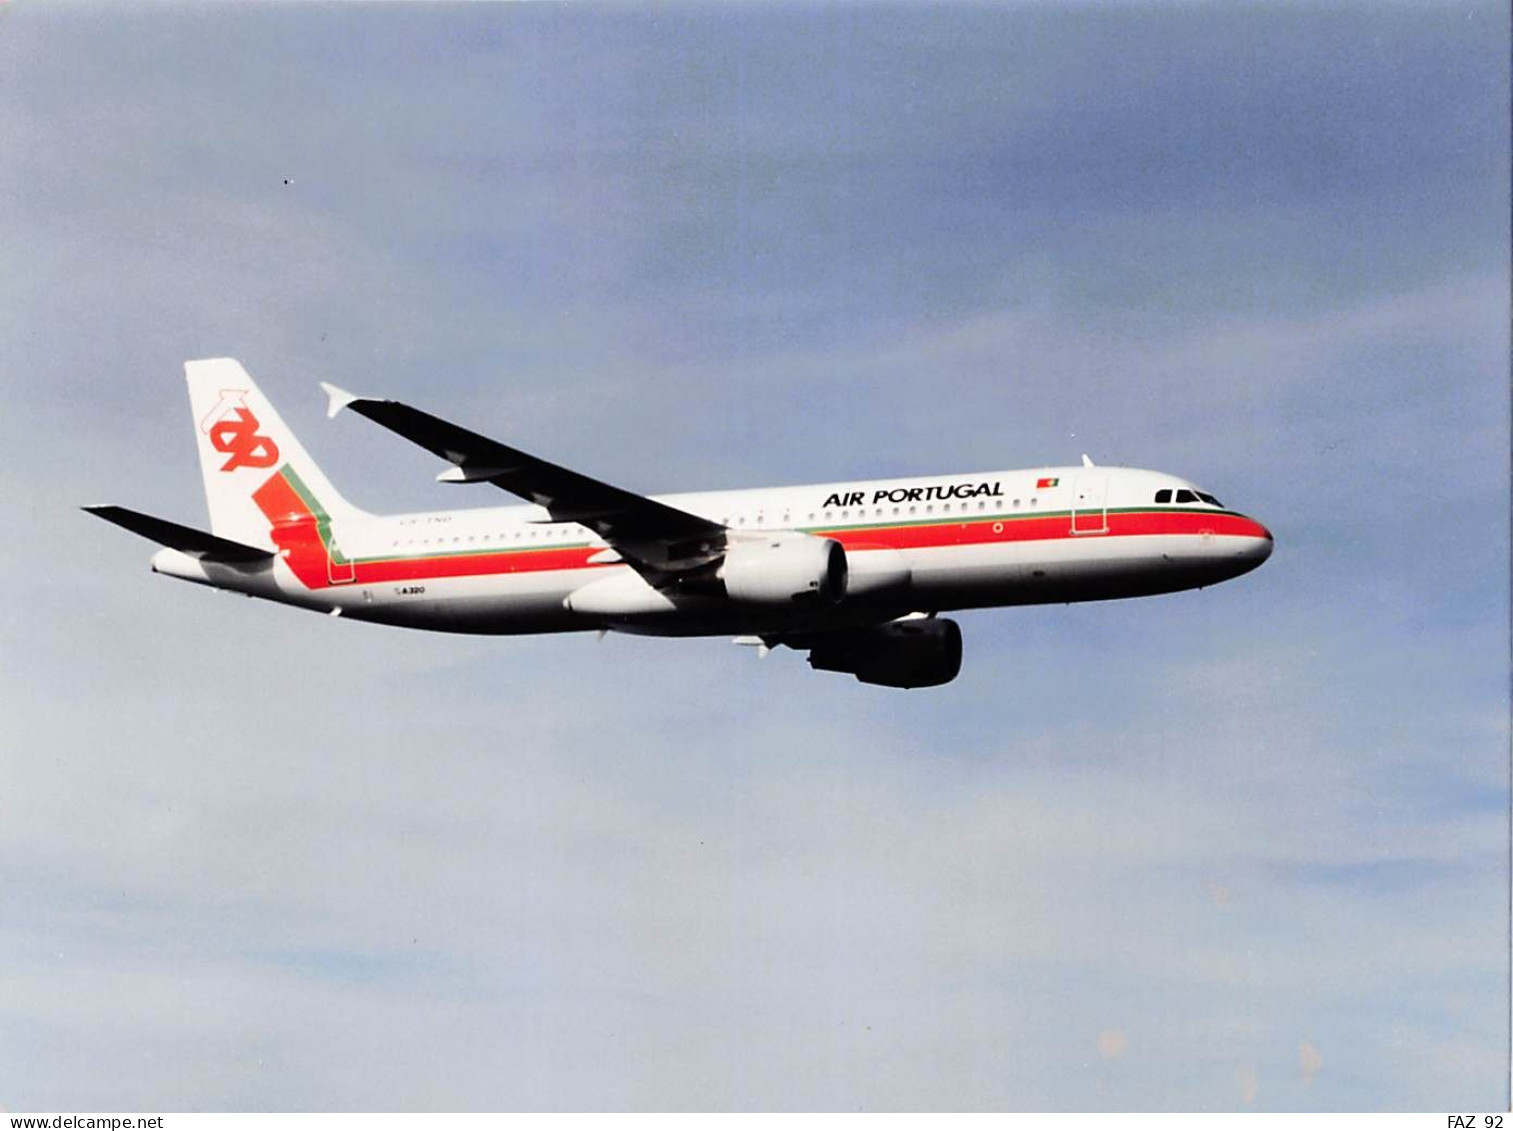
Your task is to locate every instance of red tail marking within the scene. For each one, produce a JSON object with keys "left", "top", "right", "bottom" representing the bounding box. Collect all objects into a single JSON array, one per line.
[{"left": 208, "top": 406, "right": 280, "bottom": 471}]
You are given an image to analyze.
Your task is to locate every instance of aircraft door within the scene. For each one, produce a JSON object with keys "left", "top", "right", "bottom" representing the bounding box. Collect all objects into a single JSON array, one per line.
[
  {"left": 1070, "top": 471, "right": 1109, "bottom": 535},
  {"left": 327, "top": 551, "right": 356, "bottom": 585},
  {"left": 325, "top": 526, "right": 357, "bottom": 584}
]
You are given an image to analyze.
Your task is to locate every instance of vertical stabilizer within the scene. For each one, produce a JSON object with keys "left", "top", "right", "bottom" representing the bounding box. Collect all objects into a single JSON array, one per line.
[{"left": 185, "top": 358, "right": 366, "bottom": 549}]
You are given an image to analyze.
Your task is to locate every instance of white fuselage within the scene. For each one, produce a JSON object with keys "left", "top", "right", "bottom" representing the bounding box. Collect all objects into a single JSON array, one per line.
[{"left": 154, "top": 464, "right": 1273, "bottom": 637}]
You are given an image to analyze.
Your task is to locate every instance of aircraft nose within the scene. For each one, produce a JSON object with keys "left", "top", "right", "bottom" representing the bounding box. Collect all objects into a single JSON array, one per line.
[{"left": 1238, "top": 516, "right": 1273, "bottom": 565}]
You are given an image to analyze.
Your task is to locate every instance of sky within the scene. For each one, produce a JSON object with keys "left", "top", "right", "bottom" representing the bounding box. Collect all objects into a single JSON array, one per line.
[{"left": 1, "top": 1, "right": 1508, "bottom": 1113}]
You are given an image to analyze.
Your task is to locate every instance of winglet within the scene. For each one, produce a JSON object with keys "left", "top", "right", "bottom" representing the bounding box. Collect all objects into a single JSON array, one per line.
[
  {"left": 319, "top": 381, "right": 361, "bottom": 419},
  {"left": 1081, "top": 453, "right": 1096, "bottom": 468}
]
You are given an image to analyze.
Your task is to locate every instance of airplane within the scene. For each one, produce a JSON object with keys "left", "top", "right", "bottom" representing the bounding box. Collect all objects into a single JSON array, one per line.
[{"left": 85, "top": 358, "right": 1273, "bottom": 688}]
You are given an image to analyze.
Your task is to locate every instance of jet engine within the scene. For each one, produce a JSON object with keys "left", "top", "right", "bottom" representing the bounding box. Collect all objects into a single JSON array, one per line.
[
  {"left": 807, "top": 617, "right": 963, "bottom": 688},
  {"left": 720, "top": 535, "right": 848, "bottom": 606}
]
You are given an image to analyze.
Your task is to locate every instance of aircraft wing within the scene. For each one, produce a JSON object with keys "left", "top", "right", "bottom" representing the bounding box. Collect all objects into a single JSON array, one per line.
[{"left": 322, "top": 385, "right": 727, "bottom": 575}]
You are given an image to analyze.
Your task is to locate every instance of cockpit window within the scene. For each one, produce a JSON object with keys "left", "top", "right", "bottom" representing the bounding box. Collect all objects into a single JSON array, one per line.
[
  {"left": 1154, "top": 489, "right": 1172, "bottom": 504},
  {"left": 1174, "top": 489, "right": 1198, "bottom": 504},
  {"left": 1196, "top": 491, "right": 1223, "bottom": 507}
]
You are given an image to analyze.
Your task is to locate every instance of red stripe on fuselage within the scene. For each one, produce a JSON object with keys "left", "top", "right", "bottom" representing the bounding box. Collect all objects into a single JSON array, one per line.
[
  {"left": 251, "top": 469, "right": 610, "bottom": 589},
  {"left": 355, "top": 546, "right": 605, "bottom": 583},
  {"left": 821, "top": 508, "right": 1269, "bottom": 551},
  {"left": 251, "top": 466, "right": 1268, "bottom": 592}
]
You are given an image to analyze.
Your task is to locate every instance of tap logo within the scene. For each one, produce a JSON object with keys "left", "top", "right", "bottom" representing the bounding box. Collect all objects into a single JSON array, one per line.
[{"left": 203, "top": 392, "right": 280, "bottom": 471}]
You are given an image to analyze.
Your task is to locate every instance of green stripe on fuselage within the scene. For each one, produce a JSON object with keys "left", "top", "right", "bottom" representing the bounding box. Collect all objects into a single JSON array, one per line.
[{"left": 279, "top": 465, "right": 351, "bottom": 564}]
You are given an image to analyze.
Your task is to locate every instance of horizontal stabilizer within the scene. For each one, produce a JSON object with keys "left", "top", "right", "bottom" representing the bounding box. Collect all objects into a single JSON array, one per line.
[{"left": 83, "top": 505, "right": 274, "bottom": 563}]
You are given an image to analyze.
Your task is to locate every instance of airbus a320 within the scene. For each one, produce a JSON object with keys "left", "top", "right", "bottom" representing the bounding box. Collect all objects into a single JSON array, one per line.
[{"left": 86, "top": 359, "right": 1273, "bottom": 688}]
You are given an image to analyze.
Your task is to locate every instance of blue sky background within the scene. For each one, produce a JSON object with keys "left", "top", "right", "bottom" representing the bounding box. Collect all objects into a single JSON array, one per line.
[{"left": 2, "top": 2, "right": 1507, "bottom": 1112}]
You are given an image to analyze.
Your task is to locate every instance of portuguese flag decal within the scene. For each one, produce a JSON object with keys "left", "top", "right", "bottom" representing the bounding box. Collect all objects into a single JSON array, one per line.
[{"left": 1036, "top": 476, "right": 1060, "bottom": 488}]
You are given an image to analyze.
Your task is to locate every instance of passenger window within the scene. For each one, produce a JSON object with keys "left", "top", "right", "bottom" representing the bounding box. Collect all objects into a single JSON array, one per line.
[
  {"left": 1155, "top": 489, "right": 1172, "bottom": 504},
  {"left": 1175, "top": 489, "right": 1197, "bottom": 503}
]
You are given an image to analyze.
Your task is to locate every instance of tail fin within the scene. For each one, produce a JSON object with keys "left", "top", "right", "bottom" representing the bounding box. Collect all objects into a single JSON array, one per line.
[{"left": 185, "top": 358, "right": 367, "bottom": 549}]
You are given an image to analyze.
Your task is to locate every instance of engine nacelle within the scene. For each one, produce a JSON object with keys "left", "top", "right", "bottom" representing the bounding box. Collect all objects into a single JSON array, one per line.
[
  {"left": 720, "top": 535, "right": 848, "bottom": 606},
  {"left": 807, "top": 617, "right": 963, "bottom": 688}
]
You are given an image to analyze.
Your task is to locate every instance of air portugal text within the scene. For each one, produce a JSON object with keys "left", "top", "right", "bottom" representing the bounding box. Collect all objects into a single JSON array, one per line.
[{"left": 820, "top": 481, "right": 1005, "bottom": 509}]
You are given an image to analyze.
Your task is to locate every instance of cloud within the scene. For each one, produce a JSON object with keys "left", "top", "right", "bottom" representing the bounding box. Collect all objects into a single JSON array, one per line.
[
  {"left": 1300, "top": 1042, "right": 1324, "bottom": 1086},
  {"left": 1236, "top": 1065, "right": 1259, "bottom": 1106},
  {"left": 1096, "top": 1030, "right": 1129, "bottom": 1061},
  {"left": 1202, "top": 882, "right": 1237, "bottom": 908}
]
